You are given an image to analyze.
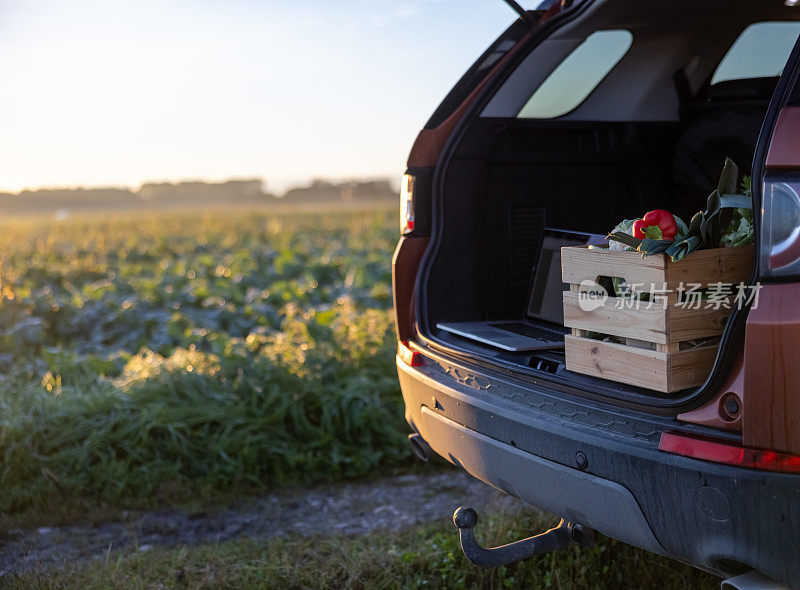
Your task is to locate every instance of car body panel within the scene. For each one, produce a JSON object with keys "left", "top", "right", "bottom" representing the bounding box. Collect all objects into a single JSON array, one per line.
[
  {"left": 743, "top": 282, "right": 800, "bottom": 454},
  {"left": 392, "top": 236, "right": 429, "bottom": 342},
  {"left": 765, "top": 107, "right": 800, "bottom": 169}
]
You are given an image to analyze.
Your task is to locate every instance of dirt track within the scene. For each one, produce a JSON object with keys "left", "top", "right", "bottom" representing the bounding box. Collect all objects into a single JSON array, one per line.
[{"left": 0, "top": 470, "right": 531, "bottom": 577}]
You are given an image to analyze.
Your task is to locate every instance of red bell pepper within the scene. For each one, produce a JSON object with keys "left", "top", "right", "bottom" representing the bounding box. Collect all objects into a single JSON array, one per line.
[{"left": 632, "top": 209, "right": 678, "bottom": 241}]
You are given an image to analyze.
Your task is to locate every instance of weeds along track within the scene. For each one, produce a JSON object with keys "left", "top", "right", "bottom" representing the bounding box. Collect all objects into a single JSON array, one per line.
[{"left": 0, "top": 206, "right": 413, "bottom": 520}]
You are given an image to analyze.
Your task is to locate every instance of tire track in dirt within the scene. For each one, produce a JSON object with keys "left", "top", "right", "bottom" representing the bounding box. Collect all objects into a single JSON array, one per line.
[{"left": 0, "top": 470, "right": 532, "bottom": 576}]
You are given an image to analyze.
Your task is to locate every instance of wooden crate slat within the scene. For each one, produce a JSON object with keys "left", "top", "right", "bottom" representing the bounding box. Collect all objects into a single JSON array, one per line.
[
  {"left": 564, "top": 335, "right": 718, "bottom": 393},
  {"left": 668, "top": 305, "right": 731, "bottom": 342},
  {"left": 663, "top": 245, "right": 754, "bottom": 289},
  {"left": 667, "top": 344, "right": 720, "bottom": 391},
  {"left": 561, "top": 245, "right": 754, "bottom": 291},
  {"left": 562, "top": 291, "right": 669, "bottom": 343},
  {"left": 565, "top": 335, "right": 671, "bottom": 393},
  {"left": 563, "top": 291, "right": 732, "bottom": 344},
  {"left": 561, "top": 246, "right": 666, "bottom": 288}
]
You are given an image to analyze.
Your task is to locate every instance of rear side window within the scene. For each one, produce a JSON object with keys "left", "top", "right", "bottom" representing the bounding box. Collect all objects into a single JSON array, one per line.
[
  {"left": 517, "top": 30, "right": 632, "bottom": 119},
  {"left": 712, "top": 22, "right": 800, "bottom": 85}
]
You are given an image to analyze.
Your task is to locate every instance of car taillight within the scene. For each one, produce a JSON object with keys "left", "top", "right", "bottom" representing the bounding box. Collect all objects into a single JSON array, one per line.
[
  {"left": 400, "top": 173, "right": 415, "bottom": 234},
  {"left": 659, "top": 431, "right": 800, "bottom": 474},
  {"left": 761, "top": 178, "right": 800, "bottom": 277},
  {"left": 397, "top": 340, "right": 424, "bottom": 366}
]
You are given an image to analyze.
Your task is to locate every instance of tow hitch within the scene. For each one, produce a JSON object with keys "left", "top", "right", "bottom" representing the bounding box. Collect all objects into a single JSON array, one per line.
[{"left": 453, "top": 506, "right": 593, "bottom": 568}]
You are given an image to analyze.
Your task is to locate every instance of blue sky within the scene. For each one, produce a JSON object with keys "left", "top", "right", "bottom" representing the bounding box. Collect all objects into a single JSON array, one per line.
[{"left": 0, "top": 0, "right": 517, "bottom": 192}]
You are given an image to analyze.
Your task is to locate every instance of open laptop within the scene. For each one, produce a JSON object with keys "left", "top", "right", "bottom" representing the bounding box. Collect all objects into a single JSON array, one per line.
[{"left": 437, "top": 229, "right": 603, "bottom": 351}]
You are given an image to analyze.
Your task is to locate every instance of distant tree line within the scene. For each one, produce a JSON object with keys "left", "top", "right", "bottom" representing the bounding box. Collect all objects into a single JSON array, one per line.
[{"left": 0, "top": 177, "right": 396, "bottom": 214}]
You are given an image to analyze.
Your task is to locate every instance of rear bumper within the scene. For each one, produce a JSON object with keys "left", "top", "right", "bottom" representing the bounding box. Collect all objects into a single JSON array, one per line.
[{"left": 398, "top": 351, "right": 800, "bottom": 586}]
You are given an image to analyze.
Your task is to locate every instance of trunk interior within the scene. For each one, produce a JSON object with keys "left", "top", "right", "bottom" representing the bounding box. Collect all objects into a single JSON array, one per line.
[
  {"left": 416, "top": 0, "right": 800, "bottom": 406},
  {"left": 420, "top": 115, "right": 769, "bottom": 403}
]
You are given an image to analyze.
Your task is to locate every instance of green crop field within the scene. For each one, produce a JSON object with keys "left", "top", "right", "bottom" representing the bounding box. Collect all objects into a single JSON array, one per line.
[{"left": 0, "top": 205, "right": 415, "bottom": 525}]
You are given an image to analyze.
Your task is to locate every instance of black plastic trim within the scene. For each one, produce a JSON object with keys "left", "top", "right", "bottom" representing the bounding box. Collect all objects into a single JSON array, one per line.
[{"left": 420, "top": 406, "right": 667, "bottom": 556}]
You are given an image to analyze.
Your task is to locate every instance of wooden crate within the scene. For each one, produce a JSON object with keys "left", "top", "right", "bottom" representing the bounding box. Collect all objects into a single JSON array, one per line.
[{"left": 561, "top": 245, "right": 754, "bottom": 393}]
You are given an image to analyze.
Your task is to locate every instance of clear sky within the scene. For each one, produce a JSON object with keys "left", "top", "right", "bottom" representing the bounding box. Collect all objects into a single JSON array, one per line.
[{"left": 0, "top": 0, "right": 518, "bottom": 193}]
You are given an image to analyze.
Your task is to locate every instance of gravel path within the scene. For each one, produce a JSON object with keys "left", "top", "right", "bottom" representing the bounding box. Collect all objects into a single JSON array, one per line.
[{"left": 0, "top": 470, "right": 531, "bottom": 577}]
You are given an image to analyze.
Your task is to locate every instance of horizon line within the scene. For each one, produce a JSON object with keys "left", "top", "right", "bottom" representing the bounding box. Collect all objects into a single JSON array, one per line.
[{"left": 0, "top": 174, "right": 401, "bottom": 196}]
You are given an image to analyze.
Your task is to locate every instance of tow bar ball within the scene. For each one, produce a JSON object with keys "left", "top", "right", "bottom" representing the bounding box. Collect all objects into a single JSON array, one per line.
[{"left": 452, "top": 506, "right": 593, "bottom": 568}]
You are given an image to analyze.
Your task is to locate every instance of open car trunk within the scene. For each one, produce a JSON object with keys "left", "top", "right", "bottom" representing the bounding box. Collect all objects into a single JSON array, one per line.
[
  {"left": 418, "top": 119, "right": 717, "bottom": 408},
  {"left": 414, "top": 0, "right": 800, "bottom": 410}
]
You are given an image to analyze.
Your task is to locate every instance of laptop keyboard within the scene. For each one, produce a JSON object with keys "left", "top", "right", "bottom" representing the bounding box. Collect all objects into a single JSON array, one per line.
[{"left": 489, "top": 322, "right": 564, "bottom": 341}]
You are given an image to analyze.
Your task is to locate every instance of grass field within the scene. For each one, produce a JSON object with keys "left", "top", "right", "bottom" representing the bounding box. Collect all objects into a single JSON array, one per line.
[
  {"left": 0, "top": 205, "right": 722, "bottom": 587},
  {"left": 0, "top": 206, "right": 414, "bottom": 526}
]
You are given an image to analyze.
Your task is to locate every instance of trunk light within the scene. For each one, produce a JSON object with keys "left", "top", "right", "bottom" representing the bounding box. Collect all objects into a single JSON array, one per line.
[
  {"left": 398, "top": 340, "right": 424, "bottom": 366},
  {"left": 400, "top": 173, "right": 416, "bottom": 234},
  {"left": 659, "top": 431, "right": 800, "bottom": 474}
]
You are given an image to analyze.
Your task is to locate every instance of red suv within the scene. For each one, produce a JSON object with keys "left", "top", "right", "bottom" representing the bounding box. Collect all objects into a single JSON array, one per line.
[{"left": 393, "top": 1, "right": 800, "bottom": 587}]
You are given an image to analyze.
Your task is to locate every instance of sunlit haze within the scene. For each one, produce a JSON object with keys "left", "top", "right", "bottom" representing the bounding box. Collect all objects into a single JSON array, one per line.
[{"left": 0, "top": 0, "right": 515, "bottom": 193}]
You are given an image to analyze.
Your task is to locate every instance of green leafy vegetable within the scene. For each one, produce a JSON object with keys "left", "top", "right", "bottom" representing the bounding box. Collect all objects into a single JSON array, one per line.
[
  {"left": 674, "top": 215, "right": 689, "bottom": 240},
  {"left": 720, "top": 207, "right": 754, "bottom": 247},
  {"left": 642, "top": 225, "right": 664, "bottom": 240},
  {"left": 720, "top": 175, "right": 754, "bottom": 247},
  {"left": 664, "top": 158, "right": 753, "bottom": 261}
]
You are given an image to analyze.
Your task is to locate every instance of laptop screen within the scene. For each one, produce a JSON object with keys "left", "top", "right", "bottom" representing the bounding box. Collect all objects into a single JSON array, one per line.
[{"left": 525, "top": 230, "right": 593, "bottom": 324}]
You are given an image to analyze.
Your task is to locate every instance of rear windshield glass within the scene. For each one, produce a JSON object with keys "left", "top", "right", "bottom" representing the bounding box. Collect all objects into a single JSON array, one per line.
[
  {"left": 517, "top": 30, "right": 632, "bottom": 119},
  {"left": 711, "top": 22, "right": 800, "bottom": 85}
]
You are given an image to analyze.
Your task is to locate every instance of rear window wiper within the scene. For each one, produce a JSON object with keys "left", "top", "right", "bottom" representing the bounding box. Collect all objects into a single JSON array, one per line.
[{"left": 501, "top": 0, "right": 539, "bottom": 26}]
